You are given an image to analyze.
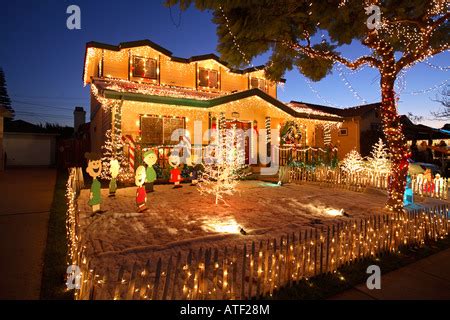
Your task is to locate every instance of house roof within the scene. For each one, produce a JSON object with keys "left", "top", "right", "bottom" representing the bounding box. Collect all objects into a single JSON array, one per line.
[
  {"left": 94, "top": 78, "right": 224, "bottom": 101},
  {"left": 288, "top": 101, "right": 382, "bottom": 118},
  {"left": 400, "top": 115, "right": 450, "bottom": 141},
  {"left": 4, "top": 120, "right": 47, "bottom": 133},
  {"left": 84, "top": 40, "right": 286, "bottom": 83},
  {"left": 99, "top": 81, "right": 342, "bottom": 122}
]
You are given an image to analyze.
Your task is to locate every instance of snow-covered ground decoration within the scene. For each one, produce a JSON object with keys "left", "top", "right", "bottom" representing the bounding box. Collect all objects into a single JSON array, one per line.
[
  {"left": 366, "top": 138, "right": 391, "bottom": 176},
  {"left": 197, "top": 123, "right": 249, "bottom": 205}
]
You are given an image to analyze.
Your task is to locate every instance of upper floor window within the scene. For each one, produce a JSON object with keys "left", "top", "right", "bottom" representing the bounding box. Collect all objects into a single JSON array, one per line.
[
  {"left": 250, "top": 77, "right": 267, "bottom": 92},
  {"left": 132, "top": 56, "right": 157, "bottom": 79},
  {"left": 198, "top": 68, "right": 219, "bottom": 89}
]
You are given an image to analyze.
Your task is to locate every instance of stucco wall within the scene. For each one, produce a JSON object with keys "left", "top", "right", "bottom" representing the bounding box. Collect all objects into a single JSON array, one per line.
[{"left": 331, "top": 118, "right": 360, "bottom": 160}]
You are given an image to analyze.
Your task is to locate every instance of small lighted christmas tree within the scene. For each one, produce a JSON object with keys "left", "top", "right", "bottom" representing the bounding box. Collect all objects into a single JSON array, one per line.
[
  {"left": 340, "top": 149, "right": 364, "bottom": 175},
  {"left": 101, "top": 104, "right": 133, "bottom": 182},
  {"left": 367, "top": 138, "right": 391, "bottom": 176},
  {"left": 197, "top": 123, "right": 249, "bottom": 205}
]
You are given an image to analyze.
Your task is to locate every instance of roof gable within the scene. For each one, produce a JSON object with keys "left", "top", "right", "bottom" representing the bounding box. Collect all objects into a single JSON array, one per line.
[
  {"left": 289, "top": 101, "right": 381, "bottom": 118},
  {"left": 84, "top": 40, "right": 285, "bottom": 82},
  {"left": 101, "top": 86, "right": 341, "bottom": 122}
]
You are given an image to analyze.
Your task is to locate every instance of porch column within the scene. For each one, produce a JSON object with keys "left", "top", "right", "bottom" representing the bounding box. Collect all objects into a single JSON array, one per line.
[{"left": 265, "top": 116, "right": 271, "bottom": 159}]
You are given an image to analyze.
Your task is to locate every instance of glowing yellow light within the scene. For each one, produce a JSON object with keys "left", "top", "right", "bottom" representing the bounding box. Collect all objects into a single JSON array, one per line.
[{"left": 201, "top": 217, "right": 242, "bottom": 234}]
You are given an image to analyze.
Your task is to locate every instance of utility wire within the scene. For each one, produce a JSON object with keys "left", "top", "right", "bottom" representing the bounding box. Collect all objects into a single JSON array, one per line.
[
  {"left": 11, "top": 94, "right": 88, "bottom": 101},
  {"left": 12, "top": 100, "right": 81, "bottom": 111}
]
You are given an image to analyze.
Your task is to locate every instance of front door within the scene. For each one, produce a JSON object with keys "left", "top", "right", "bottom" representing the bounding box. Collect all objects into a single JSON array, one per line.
[{"left": 225, "top": 120, "right": 251, "bottom": 164}]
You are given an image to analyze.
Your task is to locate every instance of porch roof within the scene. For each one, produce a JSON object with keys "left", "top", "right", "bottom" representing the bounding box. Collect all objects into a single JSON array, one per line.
[{"left": 99, "top": 82, "right": 343, "bottom": 122}]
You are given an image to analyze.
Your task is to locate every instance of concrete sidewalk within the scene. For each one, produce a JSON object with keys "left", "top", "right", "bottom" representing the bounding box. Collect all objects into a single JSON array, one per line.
[
  {"left": 330, "top": 248, "right": 450, "bottom": 300},
  {"left": 0, "top": 168, "right": 57, "bottom": 299}
]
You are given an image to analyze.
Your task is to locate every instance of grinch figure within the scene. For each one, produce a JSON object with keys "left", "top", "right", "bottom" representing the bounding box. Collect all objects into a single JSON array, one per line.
[
  {"left": 85, "top": 152, "right": 104, "bottom": 215},
  {"left": 143, "top": 150, "right": 157, "bottom": 193},
  {"left": 109, "top": 159, "right": 120, "bottom": 197},
  {"left": 169, "top": 154, "right": 182, "bottom": 188},
  {"left": 135, "top": 165, "right": 147, "bottom": 212}
]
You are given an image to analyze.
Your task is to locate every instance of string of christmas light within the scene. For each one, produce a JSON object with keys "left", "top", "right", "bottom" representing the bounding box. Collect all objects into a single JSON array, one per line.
[
  {"left": 303, "top": 77, "right": 341, "bottom": 108},
  {"left": 275, "top": 145, "right": 338, "bottom": 152},
  {"left": 219, "top": 4, "right": 252, "bottom": 67},
  {"left": 423, "top": 60, "right": 450, "bottom": 71},
  {"left": 336, "top": 64, "right": 368, "bottom": 104},
  {"left": 403, "top": 78, "right": 448, "bottom": 95}
]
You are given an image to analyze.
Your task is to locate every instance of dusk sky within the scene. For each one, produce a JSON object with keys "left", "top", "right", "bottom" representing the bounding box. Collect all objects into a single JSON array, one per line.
[{"left": 1, "top": 0, "right": 448, "bottom": 127}]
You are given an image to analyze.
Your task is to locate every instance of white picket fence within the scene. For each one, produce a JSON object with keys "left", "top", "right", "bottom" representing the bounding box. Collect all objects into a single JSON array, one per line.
[{"left": 288, "top": 166, "right": 449, "bottom": 199}]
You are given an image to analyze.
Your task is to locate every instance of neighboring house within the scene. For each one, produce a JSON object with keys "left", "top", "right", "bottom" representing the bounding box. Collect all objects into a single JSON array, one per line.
[
  {"left": 0, "top": 107, "right": 13, "bottom": 171},
  {"left": 401, "top": 116, "right": 450, "bottom": 143},
  {"left": 288, "top": 101, "right": 382, "bottom": 158},
  {"left": 83, "top": 40, "right": 343, "bottom": 168},
  {"left": 3, "top": 120, "right": 58, "bottom": 167}
]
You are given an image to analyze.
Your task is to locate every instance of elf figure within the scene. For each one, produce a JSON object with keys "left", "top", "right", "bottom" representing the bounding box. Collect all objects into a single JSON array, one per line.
[
  {"left": 135, "top": 165, "right": 147, "bottom": 212},
  {"left": 169, "top": 154, "right": 182, "bottom": 188},
  {"left": 143, "top": 150, "right": 157, "bottom": 193},
  {"left": 85, "top": 152, "right": 103, "bottom": 215},
  {"left": 109, "top": 159, "right": 120, "bottom": 197},
  {"left": 189, "top": 154, "right": 203, "bottom": 186}
]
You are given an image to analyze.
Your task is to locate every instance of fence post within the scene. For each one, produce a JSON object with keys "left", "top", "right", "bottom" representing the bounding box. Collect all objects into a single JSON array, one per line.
[
  {"left": 170, "top": 252, "right": 182, "bottom": 300},
  {"left": 152, "top": 258, "right": 162, "bottom": 300},
  {"left": 125, "top": 262, "right": 138, "bottom": 300},
  {"left": 240, "top": 244, "right": 247, "bottom": 300},
  {"left": 161, "top": 256, "right": 173, "bottom": 300}
]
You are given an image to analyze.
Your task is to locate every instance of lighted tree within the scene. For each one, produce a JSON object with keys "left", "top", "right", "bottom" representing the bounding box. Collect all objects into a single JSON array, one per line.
[
  {"left": 198, "top": 124, "right": 249, "bottom": 204},
  {"left": 169, "top": 0, "right": 449, "bottom": 211},
  {"left": 366, "top": 138, "right": 391, "bottom": 175},
  {"left": 101, "top": 104, "right": 133, "bottom": 182},
  {"left": 341, "top": 149, "right": 365, "bottom": 175}
]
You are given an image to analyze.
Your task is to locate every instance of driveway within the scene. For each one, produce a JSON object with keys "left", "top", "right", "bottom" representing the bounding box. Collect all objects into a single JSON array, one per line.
[
  {"left": 330, "top": 248, "right": 450, "bottom": 300},
  {"left": 0, "top": 168, "right": 56, "bottom": 299}
]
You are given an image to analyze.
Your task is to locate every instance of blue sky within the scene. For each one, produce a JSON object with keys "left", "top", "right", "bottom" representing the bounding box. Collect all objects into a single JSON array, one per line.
[{"left": 0, "top": 0, "right": 448, "bottom": 127}]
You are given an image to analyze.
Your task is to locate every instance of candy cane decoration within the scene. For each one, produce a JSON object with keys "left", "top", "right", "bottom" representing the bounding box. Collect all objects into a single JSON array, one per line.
[{"left": 121, "top": 135, "right": 136, "bottom": 173}]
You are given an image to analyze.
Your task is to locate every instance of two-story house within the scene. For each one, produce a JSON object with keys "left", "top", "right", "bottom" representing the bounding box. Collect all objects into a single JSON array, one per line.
[{"left": 83, "top": 40, "right": 344, "bottom": 169}]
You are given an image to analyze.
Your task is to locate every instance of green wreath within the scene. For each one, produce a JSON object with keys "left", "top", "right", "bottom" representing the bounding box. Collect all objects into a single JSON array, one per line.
[{"left": 280, "top": 121, "right": 302, "bottom": 145}]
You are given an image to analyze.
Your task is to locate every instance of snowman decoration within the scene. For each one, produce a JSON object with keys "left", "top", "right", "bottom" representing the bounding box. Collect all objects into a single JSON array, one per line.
[
  {"left": 109, "top": 159, "right": 120, "bottom": 197},
  {"left": 169, "top": 154, "right": 183, "bottom": 188}
]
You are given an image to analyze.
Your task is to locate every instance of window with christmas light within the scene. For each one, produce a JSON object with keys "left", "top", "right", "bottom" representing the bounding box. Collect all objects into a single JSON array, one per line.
[
  {"left": 140, "top": 115, "right": 185, "bottom": 145},
  {"left": 132, "top": 56, "right": 157, "bottom": 79},
  {"left": 250, "top": 77, "right": 267, "bottom": 92},
  {"left": 198, "top": 68, "right": 219, "bottom": 89}
]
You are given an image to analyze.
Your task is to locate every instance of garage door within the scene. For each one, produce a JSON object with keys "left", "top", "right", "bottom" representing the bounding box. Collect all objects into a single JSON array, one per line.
[{"left": 4, "top": 134, "right": 55, "bottom": 166}]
